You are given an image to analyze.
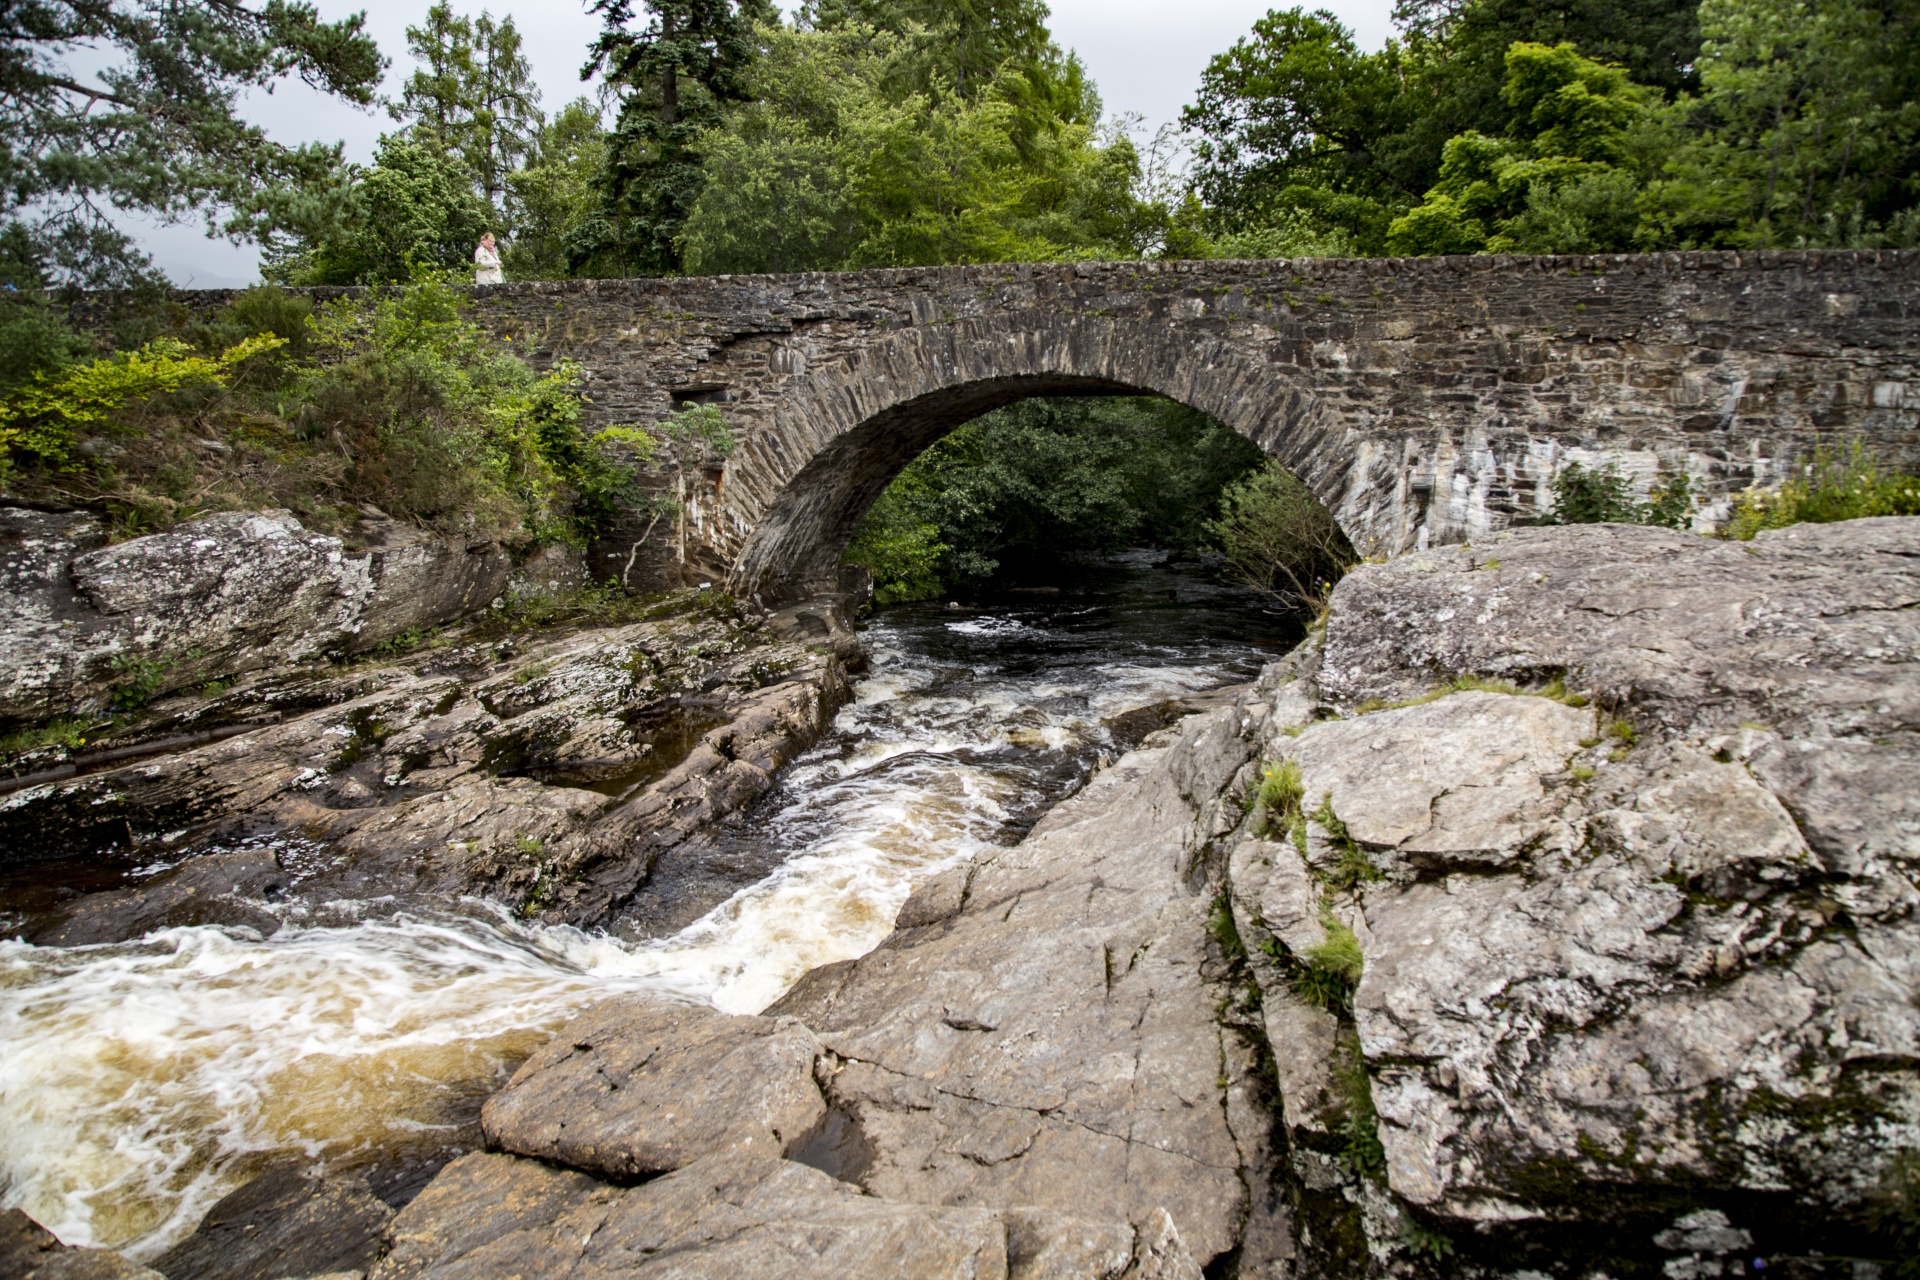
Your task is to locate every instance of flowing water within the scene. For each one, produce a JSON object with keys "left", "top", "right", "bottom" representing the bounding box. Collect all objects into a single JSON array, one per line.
[{"left": 0, "top": 554, "right": 1294, "bottom": 1260}]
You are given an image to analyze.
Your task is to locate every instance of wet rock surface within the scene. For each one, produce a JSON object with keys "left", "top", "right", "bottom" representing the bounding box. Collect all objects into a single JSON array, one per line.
[
  {"left": 0, "top": 1209, "right": 166, "bottom": 1279},
  {"left": 1, "top": 584, "right": 850, "bottom": 938},
  {"left": 151, "top": 1166, "right": 392, "bottom": 1280}
]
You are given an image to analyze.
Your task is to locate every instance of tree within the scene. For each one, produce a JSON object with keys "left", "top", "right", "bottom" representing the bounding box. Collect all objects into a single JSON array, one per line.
[
  {"left": 1181, "top": 9, "right": 1421, "bottom": 252},
  {"left": 271, "top": 135, "right": 493, "bottom": 284},
  {"left": 0, "top": 0, "right": 384, "bottom": 289},
  {"left": 573, "top": 0, "right": 768, "bottom": 275},
  {"left": 1205, "top": 461, "right": 1356, "bottom": 610},
  {"left": 1386, "top": 42, "right": 1655, "bottom": 254},
  {"left": 676, "top": 19, "right": 1155, "bottom": 274},
  {"left": 506, "top": 99, "right": 610, "bottom": 279},
  {"left": 392, "top": 2, "right": 544, "bottom": 211},
  {"left": 1643, "top": 0, "right": 1920, "bottom": 248}
]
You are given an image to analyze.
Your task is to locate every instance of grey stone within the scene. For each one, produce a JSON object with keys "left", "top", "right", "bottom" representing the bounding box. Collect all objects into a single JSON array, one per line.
[
  {"left": 29, "top": 846, "right": 288, "bottom": 945},
  {"left": 143, "top": 251, "right": 1920, "bottom": 604},
  {"left": 151, "top": 1164, "right": 391, "bottom": 1280},
  {"left": 479, "top": 995, "right": 826, "bottom": 1178},
  {"left": 1218, "top": 519, "right": 1920, "bottom": 1248},
  {"left": 767, "top": 720, "right": 1261, "bottom": 1265},
  {"left": 0, "top": 508, "right": 510, "bottom": 724},
  {"left": 1315, "top": 518, "right": 1920, "bottom": 739},
  {"left": 370, "top": 1150, "right": 1012, "bottom": 1280}
]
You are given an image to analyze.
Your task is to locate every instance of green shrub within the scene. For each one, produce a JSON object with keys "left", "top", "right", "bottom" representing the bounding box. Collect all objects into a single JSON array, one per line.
[
  {"left": 1333, "top": 1032, "right": 1386, "bottom": 1175},
  {"left": 1727, "top": 442, "right": 1920, "bottom": 540},
  {"left": 1206, "top": 460, "right": 1356, "bottom": 610},
  {"left": 1543, "top": 461, "right": 1693, "bottom": 528}
]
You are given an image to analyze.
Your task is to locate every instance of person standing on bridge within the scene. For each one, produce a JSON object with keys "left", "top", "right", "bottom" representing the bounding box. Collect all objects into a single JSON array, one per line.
[{"left": 474, "top": 233, "right": 504, "bottom": 285}]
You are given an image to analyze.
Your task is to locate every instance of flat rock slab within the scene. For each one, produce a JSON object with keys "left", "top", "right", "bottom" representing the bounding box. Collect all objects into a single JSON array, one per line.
[
  {"left": 1318, "top": 517, "right": 1920, "bottom": 738},
  {"left": 370, "top": 1150, "right": 1191, "bottom": 1280},
  {"left": 480, "top": 996, "right": 826, "bottom": 1177},
  {"left": 767, "top": 726, "right": 1254, "bottom": 1265}
]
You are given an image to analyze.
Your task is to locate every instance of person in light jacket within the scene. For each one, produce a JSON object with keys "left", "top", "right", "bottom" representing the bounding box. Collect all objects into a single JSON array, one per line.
[{"left": 474, "top": 233, "right": 503, "bottom": 285}]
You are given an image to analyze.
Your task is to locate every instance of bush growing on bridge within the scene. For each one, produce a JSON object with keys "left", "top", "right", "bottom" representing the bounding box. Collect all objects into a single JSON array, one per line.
[{"left": 1542, "top": 461, "right": 1695, "bottom": 528}]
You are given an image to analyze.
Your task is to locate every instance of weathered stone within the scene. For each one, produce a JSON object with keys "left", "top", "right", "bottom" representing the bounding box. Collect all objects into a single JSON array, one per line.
[
  {"left": 766, "top": 725, "right": 1259, "bottom": 1265},
  {"left": 1219, "top": 518, "right": 1920, "bottom": 1262},
  {"left": 29, "top": 846, "right": 288, "bottom": 945},
  {"left": 1279, "top": 691, "right": 1592, "bottom": 874},
  {"left": 370, "top": 1150, "right": 1013, "bottom": 1280},
  {"left": 0, "top": 507, "right": 510, "bottom": 725},
  {"left": 480, "top": 995, "right": 826, "bottom": 1178},
  {"left": 1316, "top": 518, "right": 1920, "bottom": 738},
  {"left": 148, "top": 251, "right": 1920, "bottom": 602},
  {"left": 2, "top": 601, "right": 849, "bottom": 937},
  {"left": 150, "top": 1165, "right": 391, "bottom": 1280}
]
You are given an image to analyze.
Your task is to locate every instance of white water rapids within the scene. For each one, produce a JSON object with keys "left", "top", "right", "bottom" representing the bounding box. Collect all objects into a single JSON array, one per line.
[{"left": 0, "top": 561, "right": 1289, "bottom": 1259}]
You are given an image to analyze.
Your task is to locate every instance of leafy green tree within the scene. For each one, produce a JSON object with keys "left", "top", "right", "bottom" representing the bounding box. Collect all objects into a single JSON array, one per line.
[
  {"left": 1385, "top": 41, "right": 1653, "bottom": 254},
  {"left": 678, "top": 19, "right": 1154, "bottom": 273},
  {"left": 272, "top": 135, "right": 493, "bottom": 284},
  {"left": 1182, "top": 9, "right": 1421, "bottom": 250},
  {"left": 506, "top": 99, "right": 610, "bottom": 279},
  {"left": 1206, "top": 460, "right": 1355, "bottom": 609},
  {"left": 0, "top": 0, "right": 384, "bottom": 288},
  {"left": 391, "top": 2, "right": 545, "bottom": 210},
  {"left": 1643, "top": 0, "right": 1920, "bottom": 247},
  {"left": 573, "top": 0, "right": 770, "bottom": 275}
]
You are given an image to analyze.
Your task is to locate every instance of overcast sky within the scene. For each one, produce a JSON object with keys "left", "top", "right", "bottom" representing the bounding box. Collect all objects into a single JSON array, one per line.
[{"left": 140, "top": 0, "right": 1396, "bottom": 286}]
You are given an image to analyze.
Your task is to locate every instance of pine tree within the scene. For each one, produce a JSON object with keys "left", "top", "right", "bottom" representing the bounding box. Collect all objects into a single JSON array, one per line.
[{"left": 573, "top": 0, "right": 769, "bottom": 275}]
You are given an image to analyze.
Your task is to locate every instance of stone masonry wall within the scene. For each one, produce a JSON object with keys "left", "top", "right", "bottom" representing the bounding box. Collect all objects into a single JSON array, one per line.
[{"left": 162, "top": 250, "right": 1919, "bottom": 602}]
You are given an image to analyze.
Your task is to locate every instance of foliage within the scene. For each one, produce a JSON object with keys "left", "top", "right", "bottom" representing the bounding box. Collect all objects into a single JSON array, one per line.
[
  {"left": 0, "top": 0, "right": 383, "bottom": 289},
  {"left": 843, "top": 397, "right": 1264, "bottom": 602},
  {"left": 845, "top": 488, "right": 949, "bottom": 605},
  {"left": 1253, "top": 759, "right": 1305, "bottom": 837},
  {"left": 391, "top": 2, "right": 543, "bottom": 209},
  {"left": 1, "top": 277, "right": 651, "bottom": 547},
  {"left": 1185, "top": 0, "right": 1920, "bottom": 256},
  {"left": 1295, "top": 915, "right": 1365, "bottom": 1013},
  {"left": 1333, "top": 1030, "right": 1386, "bottom": 1174},
  {"left": 1205, "top": 459, "right": 1356, "bottom": 610},
  {"left": 0, "top": 333, "right": 284, "bottom": 479},
  {"left": 1541, "top": 461, "right": 1695, "bottom": 528},
  {"left": 676, "top": 20, "right": 1157, "bottom": 274},
  {"left": 1385, "top": 42, "right": 1655, "bottom": 255},
  {"left": 572, "top": 0, "right": 768, "bottom": 276},
  {"left": 271, "top": 136, "right": 496, "bottom": 285},
  {"left": 1725, "top": 441, "right": 1920, "bottom": 539},
  {"left": 505, "top": 101, "right": 611, "bottom": 279},
  {"left": 0, "top": 717, "right": 91, "bottom": 761}
]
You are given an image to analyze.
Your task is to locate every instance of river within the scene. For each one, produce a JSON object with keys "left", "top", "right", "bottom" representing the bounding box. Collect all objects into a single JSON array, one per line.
[{"left": 0, "top": 553, "right": 1293, "bottom": 1259}]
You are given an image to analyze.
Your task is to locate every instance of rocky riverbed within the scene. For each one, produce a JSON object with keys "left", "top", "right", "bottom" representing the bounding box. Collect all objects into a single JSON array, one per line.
[{"left": 4, "top": 514, "right": 1918, "bottom": 1279}]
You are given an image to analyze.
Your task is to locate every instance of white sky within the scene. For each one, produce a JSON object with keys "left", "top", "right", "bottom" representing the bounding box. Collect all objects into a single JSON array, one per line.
[{"left": 139, "top": 0, "right": 1396, "bottom": 286}]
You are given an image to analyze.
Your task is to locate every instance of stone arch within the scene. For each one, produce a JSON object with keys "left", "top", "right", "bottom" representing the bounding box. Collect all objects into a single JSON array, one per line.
[{"left": 723, "top": 313, "right": 1392, "bottom": 604}]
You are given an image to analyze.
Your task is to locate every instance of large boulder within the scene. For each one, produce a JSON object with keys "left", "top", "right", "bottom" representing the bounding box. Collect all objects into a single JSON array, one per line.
[
  {"left": 1223, "top": 518, "right": 1920, "bottom": 1271},
  {"left": 479, "top": 996, "right": 827, "bottom": 1177},
  {"left": 0, "top": 506, "right": 511, "bottom": 724},
  {"left": 372, "top": 1149, "right": 1200, "bottom": 1280}
]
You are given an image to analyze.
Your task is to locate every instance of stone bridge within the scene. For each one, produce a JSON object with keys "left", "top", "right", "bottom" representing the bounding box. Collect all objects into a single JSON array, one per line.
[{"left": 436, "top": 252, "right": 1916, "bottom": 600}]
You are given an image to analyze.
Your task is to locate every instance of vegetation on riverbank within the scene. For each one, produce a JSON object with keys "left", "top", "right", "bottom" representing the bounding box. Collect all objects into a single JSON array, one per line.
[{"left": 0, "top": 277, "right": 653, "bottom": 545}]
